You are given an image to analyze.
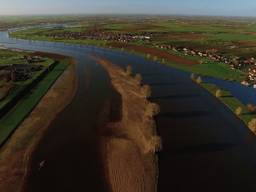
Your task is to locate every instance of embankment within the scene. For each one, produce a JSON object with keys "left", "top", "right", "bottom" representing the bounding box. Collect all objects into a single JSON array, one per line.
[
  {"left": 0, "top": 56, "right": 77, "bottom": 192},
  {"left": 93, "top": 57, "right": 161, "bottom": 192}
]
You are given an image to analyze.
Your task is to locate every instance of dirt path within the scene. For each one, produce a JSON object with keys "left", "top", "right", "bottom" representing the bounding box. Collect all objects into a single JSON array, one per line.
[
  {"left": 94, "top": 57, "right": 161, "bottom": 192},
  {"left": 0, "top": 58, "right": 76, "bottom": 192}
]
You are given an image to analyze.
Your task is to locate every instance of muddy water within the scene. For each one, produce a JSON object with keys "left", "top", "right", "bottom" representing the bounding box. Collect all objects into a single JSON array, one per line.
[{"left": 1, "top": 31, "right": 256, "bottom": 192}]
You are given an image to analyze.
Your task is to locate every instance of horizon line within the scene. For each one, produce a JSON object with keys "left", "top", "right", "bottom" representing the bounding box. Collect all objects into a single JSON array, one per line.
[{"left": 0, "top": 13, "right": 256, "bottom": 19}]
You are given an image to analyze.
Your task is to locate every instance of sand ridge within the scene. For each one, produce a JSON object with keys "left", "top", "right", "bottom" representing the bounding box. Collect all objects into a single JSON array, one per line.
[{"left": 94, "top": 56, "right": 161, "bottom": 192}]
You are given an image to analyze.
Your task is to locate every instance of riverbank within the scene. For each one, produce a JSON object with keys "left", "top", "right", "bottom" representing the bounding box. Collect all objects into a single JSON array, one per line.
[
  {"left": 0, "top": 56, "right": 76, "bottom": 192},
  {"left": 93, "top": 57, "right": 161, "bottom": 192},
  {"left": 198, "top": 81, "right": 256, "bottom": 131}
]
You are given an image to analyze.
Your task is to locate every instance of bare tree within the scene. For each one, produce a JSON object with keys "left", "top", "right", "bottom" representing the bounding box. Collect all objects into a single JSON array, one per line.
[
  {"left": 190, "top": 73, "right": 196, "bottom": 80},
  {"left": 247, "top": 104, "right": 256, "bottom": 114},
  {"left": 196, "top": 76, "right": 202, "bottom": 84},
  {"left": 235, "top": 107, "right": 242, "bottom": 116},
  {"left": 126, "top": 65, "right": 132, "bottom": 76},
  {"left": 141, "top": 85, "right": 151, "bottom": 98},
  {"left": 135, "top": 73, "right": 142, "bottom": 84},
  {"left": 215, "top": 89, "right": 222, "bottom": 98}
]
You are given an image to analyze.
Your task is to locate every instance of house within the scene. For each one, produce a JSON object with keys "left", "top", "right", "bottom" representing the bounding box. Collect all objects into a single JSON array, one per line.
[
  {"left": 24, "top": 55, "right": 44, "bottom": 63},
  {"left": 241, "top": 80, "right": 250, "bottom": 86},
  {"left": 11, "top": 64, "right": 32, "bottom": 81},
  {"left": 0, "top": 64, "right": 44, "bottom": 82}
]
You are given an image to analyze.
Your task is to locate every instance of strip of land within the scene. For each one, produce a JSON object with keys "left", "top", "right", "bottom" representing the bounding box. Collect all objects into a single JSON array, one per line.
[
  {"left": 199, "top": 81, "right": 256, "bottom": 131},
  {"left": 93, "top": 56, "right": 161, "bottom": 192},
  {"left": 0, "top": 55, "right": 76, "bottom": 192}
]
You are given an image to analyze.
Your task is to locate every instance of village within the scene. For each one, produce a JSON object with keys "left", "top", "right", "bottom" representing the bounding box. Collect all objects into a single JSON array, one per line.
[
  {"left": 154, "top": 43, "right": 256, "bottom": 86},
  {"left": 48, "top": 28, "right": 152, "bottom": 43}
]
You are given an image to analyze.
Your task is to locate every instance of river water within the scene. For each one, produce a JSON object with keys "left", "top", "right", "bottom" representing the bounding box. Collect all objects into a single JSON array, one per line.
[{"left": 1, "top": 31, "right": 256, "bottom": 192}]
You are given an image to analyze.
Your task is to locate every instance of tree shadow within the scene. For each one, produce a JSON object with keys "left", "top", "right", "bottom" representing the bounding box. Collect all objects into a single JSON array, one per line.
[
  {"left": 221, "top": 95, "right": 233, "bottom": 98},
  {"left": 150, "top": 94, "right": 200, "bottom": 100},
  {"left": 174, "top": 142, "right": 236, "bottom": 155},
  {"left": 160, "top": 142, "right": 236, "bottom": 156},
  {"left": 158, "top": 110, "right": 211, "bottom": 118}
]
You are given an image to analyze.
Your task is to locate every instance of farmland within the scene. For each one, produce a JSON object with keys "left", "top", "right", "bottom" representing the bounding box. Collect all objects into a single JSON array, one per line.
[
  {"left": 10, "top": 16, "right": 256, "bottom": 83},
  {"left": 0, "top": 60, "right": 68, "bottom": 146},
  {"left": 0, "top": 49, "right": 69, "bottom": 146}
]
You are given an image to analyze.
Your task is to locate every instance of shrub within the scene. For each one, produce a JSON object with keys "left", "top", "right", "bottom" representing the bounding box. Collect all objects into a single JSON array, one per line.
[
  {"left": 141, "top": 85, "right": 151, "bottom": 98},
  {"left": 248, "top": 118, "right": 256, "bottom": 133},
  {"left": 196, "top": 76, "right": 202, "bottom": 84},
  {"left": 153, "top": 56, "right": 158, "bottom": 61},
  {"left": 247, "top": 104, "right": 256, "bottom": 114},
  {"left": 144, "top": 103, "right": 160, "bottom": 118},
  {"left": 135, "top": 73, "right": 142, "bottom": 84},
  {"left": 235, "top": 107, "right": 242, "bottom": 116},
  {"left": 190, "top": 73, "right": 196, "bottom": 80},
  {"left": 146, "top": 54, "right": 151, "bottom": 59},
  {"left": 150, "top": 136, "right": 162, "bottom": 153},
  {"left": 215, "top": 89, "right": 222, "bottom": 98},
  {"left": 126, "top": 65, "right": 132, "bottom": 76}
]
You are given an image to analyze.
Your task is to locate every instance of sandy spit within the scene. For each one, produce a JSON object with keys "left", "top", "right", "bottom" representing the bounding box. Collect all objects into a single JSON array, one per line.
[{"left": 93, "top": 56, "right": 161, "bottom": 192}]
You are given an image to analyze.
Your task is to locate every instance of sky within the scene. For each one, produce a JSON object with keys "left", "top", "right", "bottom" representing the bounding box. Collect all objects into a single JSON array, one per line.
[{"left": 0, "top": 0, "right": 256, "bottom": 17}]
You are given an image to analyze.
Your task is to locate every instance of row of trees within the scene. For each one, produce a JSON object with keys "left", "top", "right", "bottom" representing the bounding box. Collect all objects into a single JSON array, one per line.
[
  {"left": 126, "top": 69, "right": 256, "bottom": 133},
  {"left": 190, "top": 73, "right": 256, "bottom": 133}
]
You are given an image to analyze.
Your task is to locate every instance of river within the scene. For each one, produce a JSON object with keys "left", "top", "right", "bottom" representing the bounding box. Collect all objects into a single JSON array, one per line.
[{"left": 1, "top": 31, "right": 256, "bottom": 192}]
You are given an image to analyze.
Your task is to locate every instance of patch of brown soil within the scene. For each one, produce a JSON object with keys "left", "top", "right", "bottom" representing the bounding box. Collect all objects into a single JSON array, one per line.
[
  {"left": 237, "top": 41, "right": 256, "bottom": 47},
  {"left": 173, "top": 34, "right": 205, "bottom": 40},
  {"left": 247, "top": 32, "right": 256, "bottom": 36},
  {"left": 0, "top": 57, "right": 77, "bottom": 192},
  {"left": 118, "top": 24, "right": 164, "bottom": 33},
  {"left": 30, "top": 52, "right": 70, "bottom": 60},
  {"left": 160, "top": 33, "right": 207, "bottom": 41},
  {"left": 108, "top": 42, "right": 199, "bottom": 65},
  {"left": 94, "top": 57, "right": 161, "bottom": 192}
]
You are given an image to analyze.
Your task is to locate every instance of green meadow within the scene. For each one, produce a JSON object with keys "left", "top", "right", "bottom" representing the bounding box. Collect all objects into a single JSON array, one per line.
[{"left": 0, "top": 60, "right": 68, "bottom": 146}]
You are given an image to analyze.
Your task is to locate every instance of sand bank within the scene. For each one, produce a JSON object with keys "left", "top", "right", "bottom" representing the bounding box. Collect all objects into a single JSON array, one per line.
[{"left": 94, "top": 57, "right": 161, "bottom": 192}]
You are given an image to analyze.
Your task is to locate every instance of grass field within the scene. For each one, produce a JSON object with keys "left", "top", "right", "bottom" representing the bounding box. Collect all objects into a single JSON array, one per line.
[
  {"left": 0, "top": 57, "right": 54, "bottom": 110},
  {"left": 0, "top": 60, "right": 68, "bottom": 146},
  {"left": 0, "top": 49, "right": 28, "bottom": 65},
  {"left": 165, "top": 54, "right": 246, "bottom": 81}
]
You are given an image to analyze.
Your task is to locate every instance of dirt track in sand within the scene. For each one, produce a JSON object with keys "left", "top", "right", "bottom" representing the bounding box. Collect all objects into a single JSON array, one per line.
[
  {"left": 108, "top": 42, "right": 199, "bottom": 65},
  {"left": 94, "top": 57, "right": 161, "bottom": 192},
  {"left": 0, "top": 56, "right": 76, "bottom": 192}
]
